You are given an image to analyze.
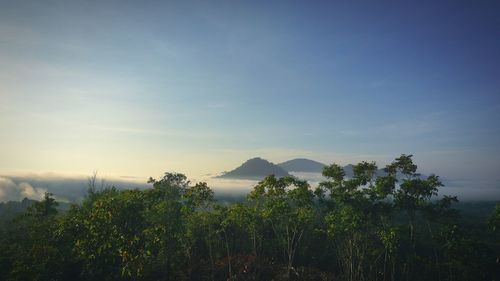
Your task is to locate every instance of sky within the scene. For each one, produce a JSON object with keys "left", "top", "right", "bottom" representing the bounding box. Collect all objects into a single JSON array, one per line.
[{"left": 1, "top": 0, "right": 500, "bottom": 190}]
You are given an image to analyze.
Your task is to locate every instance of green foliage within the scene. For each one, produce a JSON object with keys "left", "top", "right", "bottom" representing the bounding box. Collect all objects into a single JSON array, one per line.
[
  {"left": 0, "top": 193, "right": 76, "bottom": 281},
  {"left": 0, "top": 157, "right": 498, "bottom": 281}
]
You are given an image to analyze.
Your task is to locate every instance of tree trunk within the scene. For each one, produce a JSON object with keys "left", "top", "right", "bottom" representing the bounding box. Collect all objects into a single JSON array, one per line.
[{"left": 224, "top": 230, "right": 232, "bottom": 280}]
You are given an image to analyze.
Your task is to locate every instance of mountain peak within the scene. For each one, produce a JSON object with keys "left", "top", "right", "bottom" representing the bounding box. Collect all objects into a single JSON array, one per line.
[{"left": 217, "top": 157, "right": 290, "bottom": 180}]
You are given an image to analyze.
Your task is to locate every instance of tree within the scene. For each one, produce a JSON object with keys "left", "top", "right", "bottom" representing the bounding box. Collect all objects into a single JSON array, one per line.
[
  {"left": 142, "top": 173, "right": 190, "bottom": 280},
  {"left": 320, "top": 161, "right": 379, "bottom": 281},
  {"left": 2, "top": 193, "right": 66, "bottom": 281},
  {"left": 30, "top": 192, "right": 59, "bottom": 218},
  {"left": 66, "top": 188, "right": 150, "bottom": 280},
  {"left": 249, "top": 176, "right": 315, "bottom": 279},
  {"left": 488, "top": 203, "right": 500, "bottom": 233}
]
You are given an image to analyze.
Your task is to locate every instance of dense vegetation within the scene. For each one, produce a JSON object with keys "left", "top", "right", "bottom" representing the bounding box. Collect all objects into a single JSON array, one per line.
[{"left": 0, "top": 155, "right": 498, "bottom": 281}]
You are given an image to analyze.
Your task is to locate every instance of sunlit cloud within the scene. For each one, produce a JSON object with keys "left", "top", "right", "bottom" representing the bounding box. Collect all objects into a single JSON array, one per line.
[
  {"left": 0, "top": 176, "right": 48, "bottom": 202},
  {"left": 0, "top": 173, "right": 150, "bottom": 202}
]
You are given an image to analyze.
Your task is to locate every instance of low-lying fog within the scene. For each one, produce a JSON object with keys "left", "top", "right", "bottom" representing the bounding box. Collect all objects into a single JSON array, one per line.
[{"left": 1, "top": 172, "right": 499, "bottom": 203}]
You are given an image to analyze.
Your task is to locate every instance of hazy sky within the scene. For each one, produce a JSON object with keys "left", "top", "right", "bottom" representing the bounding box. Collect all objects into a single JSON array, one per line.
[{"left": 1, "top": 0, "right": 499, "bottom": 182}]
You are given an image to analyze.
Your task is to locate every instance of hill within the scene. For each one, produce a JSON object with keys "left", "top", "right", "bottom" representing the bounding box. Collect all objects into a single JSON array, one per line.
[
  {"left": 217, "top": 157, "right": 290, "bottom": 180},
  {"left": 278, "top": 158, "right": 326, "bottom": 173}
]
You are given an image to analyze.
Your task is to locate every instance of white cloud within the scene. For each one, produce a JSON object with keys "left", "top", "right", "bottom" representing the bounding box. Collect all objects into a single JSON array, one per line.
[{"left": 0, "top": 177, "right": 47, "bottom": 202}]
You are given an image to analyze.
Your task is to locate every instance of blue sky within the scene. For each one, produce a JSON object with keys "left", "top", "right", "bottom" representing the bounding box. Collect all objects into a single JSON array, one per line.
[{"left": 1, "top": 0, "right": 499, "bottom": 183}]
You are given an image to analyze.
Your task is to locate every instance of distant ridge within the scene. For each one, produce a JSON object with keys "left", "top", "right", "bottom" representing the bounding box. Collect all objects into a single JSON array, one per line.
[
  {"left": 278, "top": 160, "right": 390, "bottom": 179},
  {"left": 217, "top": 157, "right": 290, "bottom": 180},
  {"left": 217, "top": 157, "right": 418, "bottom": 181},
  {"left": 278, "top": 158, "right": 326, "bottom": 173}
]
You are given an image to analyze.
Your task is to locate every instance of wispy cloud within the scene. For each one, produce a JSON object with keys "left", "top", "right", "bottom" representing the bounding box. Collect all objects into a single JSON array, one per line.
[
  {"left": 339, "top": 130, "right": 361, "bottom": 136},
  {"left": 205, "top": 101, "right": 229, "bottom": 109},
  {"left": 375, "top": 111, "right": 446, "bottom": 137},
  {"left": 0, "top": 24, "right": 41, "bottom": 46},
  {"left": 0, "top": 176, "right": 49, "bottom": 202},
  {"left": 89, "top": 125, "right": 230, "bottom": 140},
  {"left": 0, "top": 23, "right": 90, "bottom": 60}
]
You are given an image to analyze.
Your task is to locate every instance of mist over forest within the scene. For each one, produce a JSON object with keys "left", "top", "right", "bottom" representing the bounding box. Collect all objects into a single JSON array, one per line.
[
  {"left": 0, "top": 174, "right": 150, "bottom": 202},
  {"left": 2, "top": 167, "right": 499, "bottom": 203}
]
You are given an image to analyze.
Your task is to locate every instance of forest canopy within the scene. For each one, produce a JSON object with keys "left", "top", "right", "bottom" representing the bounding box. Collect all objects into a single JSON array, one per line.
[{"left": 0, "top": 154, "right": 498, "bottom": 281}]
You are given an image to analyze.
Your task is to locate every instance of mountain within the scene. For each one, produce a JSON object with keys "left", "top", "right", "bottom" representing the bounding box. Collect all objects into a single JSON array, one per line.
[
  {"left": 217, "top": 157, "right": 415, "bottom": 181},
  {"left": 217, "top": 157, "right": 290, "bottom": 180},
  {"left": 278, "top": 158, "right": 326, "bottom": 173},
  {"left": 343, "top": 164, "right": 354, "bottom": 178}
]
